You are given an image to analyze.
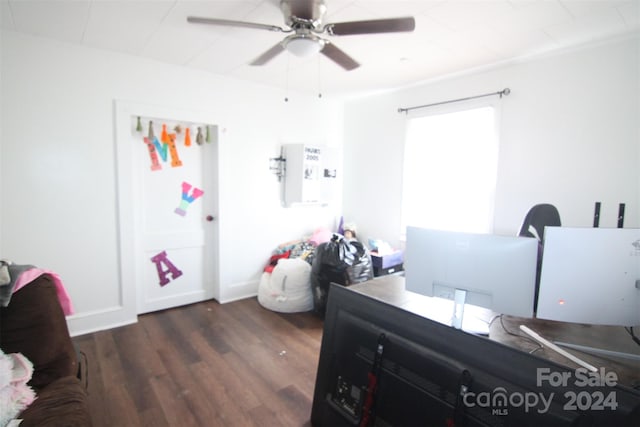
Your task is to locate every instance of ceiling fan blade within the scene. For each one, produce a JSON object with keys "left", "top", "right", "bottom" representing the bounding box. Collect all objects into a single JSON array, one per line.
[
  {"left": 289, "top": 0, "right": 316, "bottom": 20},
  {"left": 320, "top": 42, "right": 359, "bottom": 71},
  {"left": 187, "top": 16, "right": 286, "bottom": 33},
  {"left": 250, "top": 43, "right": 285, "bottom": 66},
  {"left": 326, "top": 17, "right": 415, "bottom": 36}
]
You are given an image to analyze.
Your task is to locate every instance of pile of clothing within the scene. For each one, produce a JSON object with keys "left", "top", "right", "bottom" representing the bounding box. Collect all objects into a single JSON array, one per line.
[
  {"left": 258, "top": 225, "right": 373, "bottom": 316},
  {"left": 0, "top": 349, "right": 35, "bottom": 427}
]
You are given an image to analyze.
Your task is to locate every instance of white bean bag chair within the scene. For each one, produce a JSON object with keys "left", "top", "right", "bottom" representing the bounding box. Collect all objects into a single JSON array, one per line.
[{"left": 258, "top": 258, "right": 313, "bottom": 313}]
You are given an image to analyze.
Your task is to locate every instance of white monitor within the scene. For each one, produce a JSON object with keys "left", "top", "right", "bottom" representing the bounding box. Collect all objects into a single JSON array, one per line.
[
  {"left": 405, "top": 227, "right": 539, "bottom": 329},
  {"left": 537, "top": 227, "right": 640, "bottom": 327}
]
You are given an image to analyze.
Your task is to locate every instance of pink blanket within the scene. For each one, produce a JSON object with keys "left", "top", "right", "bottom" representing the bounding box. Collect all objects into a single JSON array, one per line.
[{"left": 13, "top": 269, "right": 74, "bottom": 316}]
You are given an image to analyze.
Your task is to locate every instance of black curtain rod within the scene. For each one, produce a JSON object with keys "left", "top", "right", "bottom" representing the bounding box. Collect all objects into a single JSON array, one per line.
[{"left": 397, "top": 88, "right": 511, "bottom": 114}]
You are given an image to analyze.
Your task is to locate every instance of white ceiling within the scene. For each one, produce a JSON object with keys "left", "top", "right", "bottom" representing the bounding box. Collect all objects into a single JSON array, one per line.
[{"left": 1, "top": 0, "right": 639, "bottom": 97}]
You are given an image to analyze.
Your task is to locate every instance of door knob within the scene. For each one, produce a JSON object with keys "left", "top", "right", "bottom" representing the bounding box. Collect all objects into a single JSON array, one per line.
[{"left": 206, "top": 215, "right": 215, "bottom": 222}]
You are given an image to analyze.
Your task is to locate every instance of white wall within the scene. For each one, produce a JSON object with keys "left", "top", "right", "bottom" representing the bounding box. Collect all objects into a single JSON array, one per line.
[
  {"left": 343, "top": 35, "right": 640, "bottom": 248},
  {"left": 0, "top": 31, "right": 343, "bottom": 335},
  {"left": 3, "top": 31, "right": 638, "bottom": 335}
]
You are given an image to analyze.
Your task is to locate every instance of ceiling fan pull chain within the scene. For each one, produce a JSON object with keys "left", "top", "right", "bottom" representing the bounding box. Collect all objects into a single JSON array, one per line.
[
  {"left": 317, "top": 55, "right": 323, "bottom": 99},
  {"left": 284, "top": 54, "right": 290, "bottom": 102}
]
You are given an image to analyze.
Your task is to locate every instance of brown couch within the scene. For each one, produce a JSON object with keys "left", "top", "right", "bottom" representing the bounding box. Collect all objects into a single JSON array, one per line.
[{"left": 0, "top": 274, "right": 92, "bottom": 426}]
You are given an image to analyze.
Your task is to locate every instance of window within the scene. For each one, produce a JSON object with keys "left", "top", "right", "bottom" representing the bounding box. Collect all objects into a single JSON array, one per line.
[{"left": 401, "top": 105, "right": 499, "bottom": 234}]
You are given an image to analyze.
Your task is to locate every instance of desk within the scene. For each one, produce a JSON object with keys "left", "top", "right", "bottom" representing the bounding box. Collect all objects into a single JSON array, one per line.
[{"left": 348, "top": 275, "right": 640, "bottom": 389}]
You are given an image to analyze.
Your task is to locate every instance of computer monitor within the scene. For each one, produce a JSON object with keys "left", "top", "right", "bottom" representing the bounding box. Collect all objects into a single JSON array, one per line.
[
  {"left": 311, "top": 283, "right": 640, "bottom": 426},
  {"left": 537, "top": 227, "right": 640, "bottom": 327},
  {"left": 405, "top": 227, "right": 539, "bottom": 330}
]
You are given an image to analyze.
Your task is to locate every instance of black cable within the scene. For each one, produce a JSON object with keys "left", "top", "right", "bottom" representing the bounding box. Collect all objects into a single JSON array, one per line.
[
  {"left": 498, "top": 315, "right": 543, "bottom": 354},
  {"left": 624, "top": 326, "right": 640, "bottom": 346},
  {"left": 488, "top": 314, "right": 501, "bottom": 328}
]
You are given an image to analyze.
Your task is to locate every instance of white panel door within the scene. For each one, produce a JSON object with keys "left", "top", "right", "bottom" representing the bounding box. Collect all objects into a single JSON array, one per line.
[{"left": 131, "top": 116, "right": 219, "bottom": 314}]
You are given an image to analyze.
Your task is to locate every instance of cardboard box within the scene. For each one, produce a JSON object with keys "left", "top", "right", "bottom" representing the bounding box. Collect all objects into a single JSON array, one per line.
[{"left": 370, "top": 250, "right": 404, "bottom": 269}]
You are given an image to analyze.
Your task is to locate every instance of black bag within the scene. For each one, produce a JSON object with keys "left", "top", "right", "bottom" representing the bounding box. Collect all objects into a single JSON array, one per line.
[{"left": 310, "top": 234, "right": 373, "bottom": 317}]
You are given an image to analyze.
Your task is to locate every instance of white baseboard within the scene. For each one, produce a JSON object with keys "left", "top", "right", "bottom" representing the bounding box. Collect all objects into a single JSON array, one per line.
[
  {"left": 219, "top": 279, "right": 259, "bottom": 304},
  {"left": 66, "top": 280, "right": 260, "bottom": 336},
  {"left": 66, "top": 305, "right": 137, "bottom": 337}
]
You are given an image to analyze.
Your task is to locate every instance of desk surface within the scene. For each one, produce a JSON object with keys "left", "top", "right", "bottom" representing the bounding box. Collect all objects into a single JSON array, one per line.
[{"left": 348, "top": 275, "right": 640, "bottom": 389}]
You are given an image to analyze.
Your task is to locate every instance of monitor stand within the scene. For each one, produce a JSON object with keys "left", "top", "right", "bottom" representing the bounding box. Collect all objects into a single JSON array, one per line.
[
  {"left": 451, "top": 289, "right": 466, "bottom": 329},
  {"left": 452, "top": 289, "right": 490, "bottom": 336}
]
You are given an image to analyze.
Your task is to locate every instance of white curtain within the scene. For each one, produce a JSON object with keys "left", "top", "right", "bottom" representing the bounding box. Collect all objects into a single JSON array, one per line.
[{"left": 402, "top": 106, "right": 499, "bottom": 234}]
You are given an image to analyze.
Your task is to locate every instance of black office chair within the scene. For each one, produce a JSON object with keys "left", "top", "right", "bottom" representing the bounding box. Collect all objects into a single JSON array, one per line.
[
  {"left": 518, "top": 204, "right": 561, "bottom": 314},
  {"left": 518, "top": 203, "right": 561, "bottom": 242}
]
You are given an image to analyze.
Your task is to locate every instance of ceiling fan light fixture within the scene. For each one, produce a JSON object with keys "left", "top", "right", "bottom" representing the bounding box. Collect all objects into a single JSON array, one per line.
[
  {"left": 284, "top": 34, "right": 323, "bottom": 57},
  {"left": 187, "top": 3, "right": 415, "bottom": 70}
]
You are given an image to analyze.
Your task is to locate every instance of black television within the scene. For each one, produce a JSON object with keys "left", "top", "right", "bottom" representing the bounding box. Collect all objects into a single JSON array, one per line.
[{"left": 311, "top": 283, "right": 640, "bottom": 427}]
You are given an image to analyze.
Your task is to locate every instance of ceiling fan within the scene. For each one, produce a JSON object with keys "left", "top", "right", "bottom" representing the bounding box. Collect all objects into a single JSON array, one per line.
[{"left": 187, "top": 0, "right": 415, "bottom": 71}]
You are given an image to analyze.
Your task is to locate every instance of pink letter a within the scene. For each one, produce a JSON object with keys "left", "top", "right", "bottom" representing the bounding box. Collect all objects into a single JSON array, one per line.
[{"left": 150, "top": 250, "right": 183, "bottom": 286}]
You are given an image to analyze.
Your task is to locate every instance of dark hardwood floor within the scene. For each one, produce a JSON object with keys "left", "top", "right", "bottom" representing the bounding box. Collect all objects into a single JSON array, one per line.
[{"left": 72, "top": 297, "right": 324, "bottom": 427}]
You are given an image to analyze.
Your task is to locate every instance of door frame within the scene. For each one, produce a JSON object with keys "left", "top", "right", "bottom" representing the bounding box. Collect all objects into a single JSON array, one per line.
[{"left": 114, "top": 100, "right": 220, "bottom": 318}]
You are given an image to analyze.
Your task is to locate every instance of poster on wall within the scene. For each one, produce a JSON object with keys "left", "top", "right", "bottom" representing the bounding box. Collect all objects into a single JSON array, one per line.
[{"left": 283, "top": 144, "right": 339, "bottom": 207}]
